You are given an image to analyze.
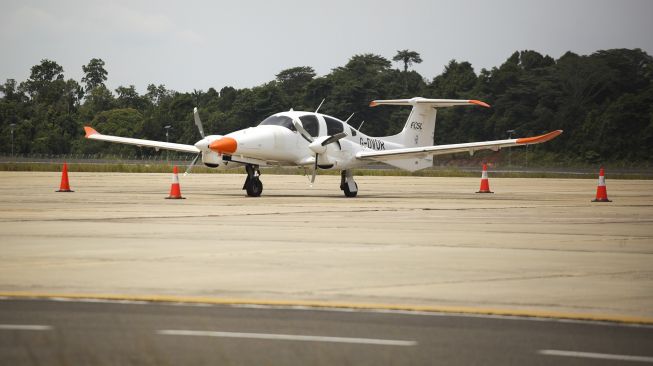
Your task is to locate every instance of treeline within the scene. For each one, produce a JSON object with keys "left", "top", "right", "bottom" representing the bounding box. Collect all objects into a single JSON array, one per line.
[{"left": 1, "top": 48, "right": 652, "bottom": 164}]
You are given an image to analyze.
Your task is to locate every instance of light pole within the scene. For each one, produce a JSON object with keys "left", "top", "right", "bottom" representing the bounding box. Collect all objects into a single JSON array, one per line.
[
  {"left": 164, "top": 125, "right": 172, "bottom": 161},
  {"left": 10, "top": 123, "right": 16, "bottom": 157},
  {"left": 506, "top": 129, "right": 515, "bottom": 167}
]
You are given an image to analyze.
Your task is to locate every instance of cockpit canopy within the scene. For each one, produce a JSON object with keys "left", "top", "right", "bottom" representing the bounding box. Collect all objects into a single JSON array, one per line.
[
  {"left": 258, "top": 113, "right": 350, "bottom": 138},
  {"left": 258, "top": 115, "right": 296, "bottom": 131},
  {"left": 258, "top": 114, "right": 319, "bottom": 137}
]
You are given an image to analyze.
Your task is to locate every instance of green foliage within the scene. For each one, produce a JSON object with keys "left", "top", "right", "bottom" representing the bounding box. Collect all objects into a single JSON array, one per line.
[
  {"left": 79, "top": 85, "right": 115, "bottom": 121},
  {"left": 1, "top": 50, "right": 652, "bottom": 165},
  {"left": 29, "top": 59, "right": 64, "bottom": 81},
  {"left": 115, "top": 85, "right": 148, "bottom": 110},
  {"left": 20, "top": 59, "right": 65, "bottom": 103},
  {"left": 81, "top": 58, "right": 108, "bottom": 93},
  {"left": 145, "top": 84, "right": 170, "bottom": 106},
  {"left": 273, "top": 66, "right": 317, "bottom": 109},
  {"left": 393, "top": 50, "right": 423, "bottom": 72}
]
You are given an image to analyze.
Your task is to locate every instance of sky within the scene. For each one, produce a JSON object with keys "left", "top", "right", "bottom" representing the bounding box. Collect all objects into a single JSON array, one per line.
[{"left": 1, "top": 0, "right": 652, "bottom": 94}]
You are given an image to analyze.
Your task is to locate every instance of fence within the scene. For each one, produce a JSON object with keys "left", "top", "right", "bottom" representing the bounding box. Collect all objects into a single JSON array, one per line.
[{"left": 0, "top": 153, "right": 194, "bottom": 165}]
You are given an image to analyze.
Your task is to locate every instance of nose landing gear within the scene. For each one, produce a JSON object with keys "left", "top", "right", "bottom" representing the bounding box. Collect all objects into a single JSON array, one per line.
[
  {"left": 243, "top": 164, "right": 263, "bottom": 197},
  {"left": 340, "top": 170, "right": 358, "bottom": 198}
]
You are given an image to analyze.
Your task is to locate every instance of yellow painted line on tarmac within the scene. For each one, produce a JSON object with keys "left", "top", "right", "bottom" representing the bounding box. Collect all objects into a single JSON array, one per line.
[{"left": 1, "top": 291, "right": 652, "bottom": 325}]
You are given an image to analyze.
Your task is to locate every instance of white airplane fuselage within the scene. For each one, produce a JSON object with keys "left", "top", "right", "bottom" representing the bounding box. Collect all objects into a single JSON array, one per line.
[{"left": 198, "top": 111, "right": 400, "bottom": 171}]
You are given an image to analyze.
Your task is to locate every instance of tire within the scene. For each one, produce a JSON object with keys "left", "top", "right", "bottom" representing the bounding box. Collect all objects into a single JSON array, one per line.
[
  {"left": 246, "top": 178, "right": 263, "bottom": 197},
  {"left": 343, "top": 182, "right": 358, "bottom": 198}
]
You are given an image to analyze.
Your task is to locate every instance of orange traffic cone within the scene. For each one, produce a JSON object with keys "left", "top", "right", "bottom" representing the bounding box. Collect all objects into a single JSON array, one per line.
[
  {"left": 592, "top": 167, "right": 611, "bottom": 202},
  {"left": 56, "top": 162, "right": 74, "bottom": 192},
  {"left": 165, "top": 166, "right": 185, "bottom": 199},
  {"left": 476, "top": 163, "right": 493, "bottom": 193}
]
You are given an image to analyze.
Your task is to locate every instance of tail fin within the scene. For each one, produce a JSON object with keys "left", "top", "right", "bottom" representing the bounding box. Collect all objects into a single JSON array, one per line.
[{"left": 370, "top": 97, "right": 490, "bottom": 171}]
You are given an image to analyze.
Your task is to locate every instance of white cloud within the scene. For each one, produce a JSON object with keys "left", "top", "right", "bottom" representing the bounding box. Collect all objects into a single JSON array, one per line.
[
  {"left": 109, "top": 5, "right": 173, "bottom": 37},
  {"left": 174, "top": 29, "right": 205, "bottom": 45}
]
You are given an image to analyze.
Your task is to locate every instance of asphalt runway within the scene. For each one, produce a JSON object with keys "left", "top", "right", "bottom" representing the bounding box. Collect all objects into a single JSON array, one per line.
[
  {"left": 1, "top": 299, "right": 652, "bottom": 366},
  {"left": 0, "top": 171, "right": 652, "bottom": 321}
]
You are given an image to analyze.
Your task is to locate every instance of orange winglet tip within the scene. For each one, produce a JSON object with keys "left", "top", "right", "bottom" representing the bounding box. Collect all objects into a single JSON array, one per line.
[
  {"left": 369, "top": 101, "right": 378, "bottom": 107},
  {"left": 468, "top": 100, "right": 491, "bottom": 108},
  {"left": 84, "top": 126, "right": 99, "bottom": 138},
  {"left": 516, "top": 130, "right": 563, "bottom": 144}
]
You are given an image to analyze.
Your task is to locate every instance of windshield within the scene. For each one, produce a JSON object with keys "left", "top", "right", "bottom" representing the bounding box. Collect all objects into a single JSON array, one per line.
[{"left": 258, "top": 115, "right": 296, "bottom": 131}]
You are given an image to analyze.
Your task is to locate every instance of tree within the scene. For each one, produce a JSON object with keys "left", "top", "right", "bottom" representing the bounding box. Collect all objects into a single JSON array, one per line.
[
  {"left": 518, "top": 50, "right": 555, "bottom": 70},
  {"left": 115, "top": 85, "right": 146, "bottom": 110},
  {"left": 431, "top": 60, "right": 478, "bottom": 98},
  {"left": 393, "top": 50, "right": 423, "bottom": 72},
  {"left": 0, "top": 79, "right": 24, "bottom": 102},
  {"left": 327, "top": 54, "right": 395, "bottom": 135},
  {"left": 276, "top": 66, "right": 316, "bottom": 102},
  {"left": 80, "top": 85, "right": 115, "bottom": 118},
  {"left": 145, "top": 84, "right": 169, "bottom": 106},
  {"left": 217, "top": 86, "right": 237, "bottom": 111},
  {"left": 63, "top": 79, "right": 84, "bottom": 113},
  {"left": 81, "top": 58, "right": 108, "bottom": 93},
  {"left": 21, "top": 59, "right": 64, "bottom": 100},
  {"left": 276, "top": 66, "right": 316, "bottom": 88},
  {"left": 343, "top": 54, "right": 392, "bottom": 75},
  {"left": 27, "top": 59, "right": 64, "bottom": 83}
]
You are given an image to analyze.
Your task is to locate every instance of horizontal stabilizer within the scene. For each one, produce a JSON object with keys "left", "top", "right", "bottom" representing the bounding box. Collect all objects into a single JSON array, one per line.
[{"left": 370, "top": 97, "right": 490, "bottom": 108}]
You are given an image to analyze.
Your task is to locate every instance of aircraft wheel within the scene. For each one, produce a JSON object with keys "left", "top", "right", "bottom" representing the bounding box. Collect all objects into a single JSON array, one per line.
[
  {"left": 343, "top": 182, "right": 358, "bottom": 198},
  {"left": 246, "top": 178, "right": 263, "bottom": 197}
]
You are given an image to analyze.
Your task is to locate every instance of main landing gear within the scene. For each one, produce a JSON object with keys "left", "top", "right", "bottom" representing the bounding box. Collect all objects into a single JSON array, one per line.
[
  {"left": 243, "top": 164, "right": 263, "bottom": 197},
  {"left": 340, "top": 170, "right": 358, "bottom": 198},
  {"left": 244, "top": 166, "right": 356, "bottom": 198}
]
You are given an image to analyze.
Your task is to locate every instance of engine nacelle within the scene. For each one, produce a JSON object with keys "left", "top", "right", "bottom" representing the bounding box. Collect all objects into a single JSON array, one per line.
[
  {"left": 323, "top": 139, "right": 357, "bottom": 170},
  {"left": 201, "top": 150, "right": 222, "bottom": 167}
]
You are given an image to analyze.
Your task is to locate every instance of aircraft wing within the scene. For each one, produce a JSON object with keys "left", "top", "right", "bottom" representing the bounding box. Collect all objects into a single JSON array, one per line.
[
  {"left": 356, "top": 130, "right": 562, "bottom": 162},
  {"left": 84, "top": 126, "right": 200, "bottom": 154}
]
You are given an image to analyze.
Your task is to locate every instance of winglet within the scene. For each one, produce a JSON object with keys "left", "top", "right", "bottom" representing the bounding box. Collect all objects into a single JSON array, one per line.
[
  {"left": 516, "top": 130, "right": 563, "bottom": 144},
  {"left": 468, "top": 100, "right": 491, "bottom": 108},
  {"left": 84, "top": 126, "right": 99, "bottom": 138}
]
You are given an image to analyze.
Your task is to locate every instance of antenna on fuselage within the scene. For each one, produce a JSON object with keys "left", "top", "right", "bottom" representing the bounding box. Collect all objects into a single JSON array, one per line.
[
  {"left": 314, "top": 99, "right": 325, "bottom": 113},
  {"left": 345, "top": 113, "right": 355, "bottom": 123},
  {"left": 358, "top": 120, "right": 365, "bottom": 131}
]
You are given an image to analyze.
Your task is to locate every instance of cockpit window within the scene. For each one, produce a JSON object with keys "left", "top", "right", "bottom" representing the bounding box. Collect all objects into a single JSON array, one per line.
[
  {"left": 258, "top": 115, "right": 296, "bottom": 131},
  {"left": 299, "top": 115, "right": 319, "bottom": 137},
  {"left": 324, "top": 116, "right": 344, "bottom": 135}
]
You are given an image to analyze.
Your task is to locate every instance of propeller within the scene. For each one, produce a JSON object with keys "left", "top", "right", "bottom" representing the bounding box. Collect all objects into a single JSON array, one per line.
[
  {"left": 308, "top": 132, "right": 347, "bottom": 184},
  {"left": 185, "top": 153, "right": 201, "bottom": 176},
  {"left": 185, "top": 107, "right": 205, "bottom": 176},
  {"left": 193, "top": 107, "right": 205, "bottom": 138},
  {"left": 292, "top": 117, "right": 313, "bottom": 143},
  {"left": 291, "top": 117, "right": 346, "bottom": 185},
  {"left": 321, "top": 132, "right": 347, "bottom": 146}
]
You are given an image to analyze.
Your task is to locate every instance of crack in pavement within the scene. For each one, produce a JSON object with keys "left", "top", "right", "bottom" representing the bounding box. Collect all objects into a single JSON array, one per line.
[
  {"left": 315, "top": 270, "right": 653, "bottom": 292},
  {"left": 0, "top": 204, "right": 618, "bottom": 223}
]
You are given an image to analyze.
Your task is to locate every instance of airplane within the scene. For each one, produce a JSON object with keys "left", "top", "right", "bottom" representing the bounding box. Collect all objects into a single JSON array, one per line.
[{"left": 84, "top": 97, "right": 562, "bottom": 197}]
